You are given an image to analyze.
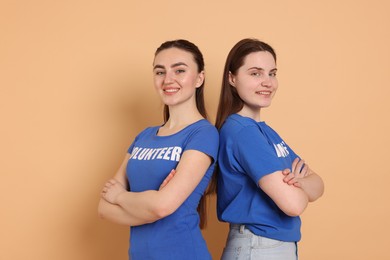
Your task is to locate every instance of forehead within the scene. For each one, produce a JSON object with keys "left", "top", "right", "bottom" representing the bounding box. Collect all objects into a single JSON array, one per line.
[
  {"left": 153, "top": 47, "right": 196, "bottom": 66},
  {"left": 241, "top": 51, "right": 276, "bottom": 68}
]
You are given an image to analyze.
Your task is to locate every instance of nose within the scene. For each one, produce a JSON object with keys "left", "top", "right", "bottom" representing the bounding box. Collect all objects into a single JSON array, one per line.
[
  {"left": 261, "top": 75, "right": 272, "bottom": 87},
  {"left": 163, "top": 71, "right": 175, "bottom": 85}
]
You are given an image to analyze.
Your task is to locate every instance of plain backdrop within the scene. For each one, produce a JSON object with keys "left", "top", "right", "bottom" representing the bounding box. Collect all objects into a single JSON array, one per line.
[{"left": 1, "top": 0, "right": 389, "bottom": 259}]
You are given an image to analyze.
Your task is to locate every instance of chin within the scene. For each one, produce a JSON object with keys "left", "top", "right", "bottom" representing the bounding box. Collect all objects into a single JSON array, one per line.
[
  {"left": 162, "top": 100, "right": 182, "bottom": 107},
  {"left": 260, "top": 103, "right": 272, "bottom": 108}
]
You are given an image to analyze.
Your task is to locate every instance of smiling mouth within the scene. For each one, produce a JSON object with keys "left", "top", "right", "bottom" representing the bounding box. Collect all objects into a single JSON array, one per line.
[
  {"left": 164, "top": 88, "right": 179, "bottom": 93},
  {"left": 256, "top": 91, "right": 271, "bottom": 95}
]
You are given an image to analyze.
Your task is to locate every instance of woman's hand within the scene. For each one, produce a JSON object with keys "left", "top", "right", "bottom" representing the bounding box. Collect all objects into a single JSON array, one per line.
[
  {"left": 101, "top": 179, "right": 127, "bottom": 204},
  {"left": 101, "top": 168, "right": 177, "bottom": 206},
  {"left": 282, "top": 158, "right": 309, "bottom": 187}
]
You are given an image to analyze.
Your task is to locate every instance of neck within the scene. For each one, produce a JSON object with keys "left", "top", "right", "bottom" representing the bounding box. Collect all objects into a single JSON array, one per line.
[
  {"left": 158, "top": 106, "right": 202, "bottom": 137},
  {"left": 165, "top": 103, "right": 203, "bottom": 129},
  {"left": 238, "top": 106, "right": 262, "bottom": 122}
]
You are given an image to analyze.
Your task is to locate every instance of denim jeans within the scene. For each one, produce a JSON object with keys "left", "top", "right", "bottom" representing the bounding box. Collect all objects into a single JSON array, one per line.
[{"left": 221, "top": 225, "right": 298, "bottom": 260}]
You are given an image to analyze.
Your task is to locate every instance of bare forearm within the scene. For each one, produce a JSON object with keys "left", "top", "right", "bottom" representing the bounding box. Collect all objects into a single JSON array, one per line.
[
  {"left": 279, "top": 185, "right": 309, "bottom": 216},
  {"left": 299, "top": 173, "right": 324, "bottom": 202},
  {"left": 260, "top": 171, "right": 309, "bottom": 217},
  {"left": 115, "top": 190, "right": 171, "bottom": 222},
  {"left": 100, "top": 151, "right": 212, "bottom": 225},
  {"left": 98, "top": 198, "right": 154, "bottom": 226}
]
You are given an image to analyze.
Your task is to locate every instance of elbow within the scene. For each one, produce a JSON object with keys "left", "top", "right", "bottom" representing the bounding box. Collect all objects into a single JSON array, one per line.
[
  {"left": 317, "top": 181, "right": 325, "bottom": 199},
  {"left": 282, "top": 200, "right": 308, "bottom": 217},
  {"left": 97, "top": 205, "right": 106, "bottom": 220},
  {"left": 308, "top": 188, "right": 324, "bottom": 202},
  {"left": 151, "top": 203, "right": 176, "bottom": 220},
  {"left": 98, "top": 212, "right": 106, "bottom": 220},
  {"left": 283, "top": 204, "right": 306, "bottom": 217},
  {"left": 97, "top": 200, "right": 110, "bottom": 220},
  {"left": 308, "top": 181, "right": 325, "bottom": 202},
  {"left": 153, "top": 204, "right": 175, "bottom": 219}
]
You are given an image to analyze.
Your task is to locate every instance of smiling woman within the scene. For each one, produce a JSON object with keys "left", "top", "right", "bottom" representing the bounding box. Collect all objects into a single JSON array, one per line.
[
  {"left": 98, "top": 39, "right": 218, "bottom": 260},
  {"left": 152, "top": 47, "right": 205, "bottom": 118},
  {"left": 228, "top": 50, "right": 278, "bottom": 120},
  {"left": 215, "top": 38, "right": 324, "bottom": 260}
]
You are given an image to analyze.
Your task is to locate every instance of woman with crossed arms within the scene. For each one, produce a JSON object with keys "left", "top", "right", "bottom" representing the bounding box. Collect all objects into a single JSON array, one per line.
[
  {"left": 98, "top": 39, "right": 218, "bottom": 260},
  {"left": 215, "top": 38, "right": 324, "bottom": 260}
]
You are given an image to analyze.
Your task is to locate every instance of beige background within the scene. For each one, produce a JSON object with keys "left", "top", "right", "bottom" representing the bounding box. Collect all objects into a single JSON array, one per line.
[{"left": 1, "top": 0, "right": 389, "bottom": 259}]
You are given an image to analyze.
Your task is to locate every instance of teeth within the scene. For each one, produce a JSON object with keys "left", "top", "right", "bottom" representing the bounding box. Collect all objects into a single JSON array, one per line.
[
  {"left": 257, "top": 91, "right": 270, "bottom": 95},
  {"left": 164, "top": 89, "right": 179, "bottom": 93}
]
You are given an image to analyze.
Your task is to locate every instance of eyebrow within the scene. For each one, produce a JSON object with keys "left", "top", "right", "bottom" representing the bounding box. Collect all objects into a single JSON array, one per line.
[
  {"left": 153, "top": 62, "right": 189, "bottom": 70},
  {"left": 247, "top": 67, "right": 278, "bottom": 72}
]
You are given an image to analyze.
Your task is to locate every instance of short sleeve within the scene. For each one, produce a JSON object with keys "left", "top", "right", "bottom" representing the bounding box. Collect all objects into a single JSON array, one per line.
[
  {"left": 127, "top": 139, "right": 136, "bottom": 154},
  {"left": 127, "top": 127, "right": 154, "bottom": 154},
  {"left": 233, "top": 126, "right": 285, "bottom": 184},
  {"left": 184, "top": 124, "right": 219, "bottom": 163}
]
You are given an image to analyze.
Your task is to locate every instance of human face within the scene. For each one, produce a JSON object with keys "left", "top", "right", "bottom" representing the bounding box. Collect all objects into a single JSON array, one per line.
[
  {"left": 229, "top": 51, "right": 278, "bottom": 118},
  {"left": 153, "top": 48, "right": 204, "bottom": 108}
]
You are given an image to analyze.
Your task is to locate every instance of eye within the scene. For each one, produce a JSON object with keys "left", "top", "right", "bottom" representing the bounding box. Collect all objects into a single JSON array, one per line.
[
  {"left": 250, "top": 72, "right": 261, "bottom": 77},
  {"left": 175, "top": 69, "right": 186, "bottom": 74},
  {"left": 269, "top": 72, "right": 277, "bottom": 77},
  {"left": 154, "top": 70, "right": 165, "bottom": 76}
]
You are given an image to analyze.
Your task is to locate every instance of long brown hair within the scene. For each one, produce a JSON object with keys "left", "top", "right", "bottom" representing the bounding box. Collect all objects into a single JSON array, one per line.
[
  {"left": 211, "top": 38, "right": 277, "bottom": 193},
  {"left": 154, "top": 39, "right": 210, "bottom": 229}
]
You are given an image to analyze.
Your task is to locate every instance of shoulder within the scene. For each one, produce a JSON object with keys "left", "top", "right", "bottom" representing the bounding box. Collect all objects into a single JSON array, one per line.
[
  {"left": 194, "top": 119, "right": 217, "bottom": 129},
  {"left": 259, "top": 121, "right": 279, "bottom": 134},
  {"left": 221, "top": 115, "right": 260, "bottom": 139},
  {"left": 258, "top": 122, "right": 284, "bottom": 142},
  {"left": 134, "top": 126, "right": 159, "bottom": 140},
  {"left": 183, "top": 120, "right": 219, "bottom": 158},
  {"left": 221, "top": 114, "right": 257, "bottom": 132},
  {"left": 225, "top": 114, "right": 256, "bottom": 126},
  {"left": 188, "top": 119, "right": 219, "bottom": 139}
]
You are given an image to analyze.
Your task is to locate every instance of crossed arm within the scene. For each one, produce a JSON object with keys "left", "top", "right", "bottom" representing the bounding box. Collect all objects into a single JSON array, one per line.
[
  {"left": 260, "top": 158, "right": 324, "bottom": 217},
  {"left": 98, "top": 150, "right": 212, "bottom": 226}
]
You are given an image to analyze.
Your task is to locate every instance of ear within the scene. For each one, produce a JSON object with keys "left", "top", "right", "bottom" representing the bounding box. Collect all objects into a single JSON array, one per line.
[
  {"left": 196, "top": 71, "right": 205, "bottom": 88},
  {"left": 228, "top": 71, "right": 236, "bottom": 87}
]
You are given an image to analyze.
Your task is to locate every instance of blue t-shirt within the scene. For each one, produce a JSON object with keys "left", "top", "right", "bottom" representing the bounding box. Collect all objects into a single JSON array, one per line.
[
  {"left": 217, "top": 114, "right": 302, "bottom": 242},
  {"left": 126, "top": 119, "right": 218, "bottom": 259}
]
